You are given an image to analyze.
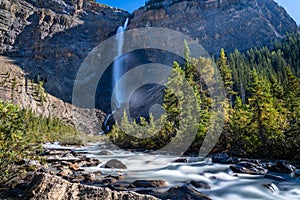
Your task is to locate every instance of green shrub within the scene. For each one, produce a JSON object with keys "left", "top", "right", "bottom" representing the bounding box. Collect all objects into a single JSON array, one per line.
[
  {"left": 0, "top": 100, "right": 40, "bottom": 184},
  {"left": 0, "top": 99, "right": 96, "bottom": 185}
]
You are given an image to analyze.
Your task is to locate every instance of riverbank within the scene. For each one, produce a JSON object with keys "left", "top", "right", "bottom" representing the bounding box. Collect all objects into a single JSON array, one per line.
[{"left": 1, "top": 141, "right": 300, "bottom": 199}]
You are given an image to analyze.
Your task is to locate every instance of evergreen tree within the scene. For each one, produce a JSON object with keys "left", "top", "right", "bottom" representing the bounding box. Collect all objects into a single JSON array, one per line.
[
  {"left": 284, "top": 67, "right": 300, "bottom": 131},
  {"left": 247, "top": 69, "right": 286, "bottom": 157},
  {"left": 217, "top": 49, "right": 235, "bottom": 104}
]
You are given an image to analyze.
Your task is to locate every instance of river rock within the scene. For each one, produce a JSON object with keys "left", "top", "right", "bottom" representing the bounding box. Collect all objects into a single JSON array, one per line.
[
  {"left": 263, "top": 183, "right": 279, "bottom": 193},
  {"left": 212, "top": 153, "right": 238, "bottom": 164},
  {"left": 58, "top": 169, "right": 73, "bottom": 177},
  {"left": 294, "top": 170, "right": 300, "bottom": 178},
  {"left": 105, "top": 175, "right": 123, "bottom": 180},
  {"left": 82, "top": 158, "right": 101, "bottom": 167},
  {"left": 97, "top": 150, "right": 114, "bottom": 155},
  {"left": 69, "top": 163, "right": 80, "bottom": 171},
  {"left": 267, "top": 161, "right": 296, "bottom": 174},
  {"left": 163, "top": 186, "right": 211, "bottom": 200},
  {"left": 132, "top": 180, "right": 167, "bottom": 188},
  {"left": 46, "top": 154, "right": 81, "bottom": 163},
  {"left": 264, "top": 174, "right": 286, "bottom": 181},
  {"left": 230, "top": 162, "right": 268, "bottom": 175},
  {"left": 105, "top": 159, "right": 127, "bottom": 169},
  {"left": 173, "top": 158, "right": 188, "bottom": 163},
  {"left": 190, "top": 180, "right": 211, "bottom": 189},
  {"left": 83, "top": 173, "right": 96, "bottom": 182},
  {"left": 69, "top": 164, "right": 80, "bottom": 171},
  {"left": 101, "top": 178, "right": 118, "bottom": 185},
  {"left": 24, "top": 173, "right": 159, "bottom": 200}
]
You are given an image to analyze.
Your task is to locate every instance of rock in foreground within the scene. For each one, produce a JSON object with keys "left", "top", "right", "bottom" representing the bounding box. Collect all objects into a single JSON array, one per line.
[
  {"left": 25, "top": 173, "right": 158, "bottom": 200},
  {"left": 138, "top": 186, "right": 211, "bottom": 200}
]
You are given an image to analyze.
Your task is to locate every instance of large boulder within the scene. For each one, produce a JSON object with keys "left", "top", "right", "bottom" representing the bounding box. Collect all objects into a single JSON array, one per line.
[
  {"left": 24, "top": 173, "right": 159, "bottom": 200},
  {"left": 132, "top": 180, "right": 167, "bottom": 188},
  {"left": 163, "top": 186, "right": 211, "bottom": 200},
  {"left": 105, "top": 159, "right": 127, "bottom": 169},
  {"left": 137, "top": 185, "right": 211, "bottom": 200},
  {"left": 267, "top": 161, "right": 296, "bottom": 174},
  {"left": 212, "top": 153, "right": 238, "bottom": 164},
  {"left": 230, "top": 161, "right": 268, "bottom": 175}
]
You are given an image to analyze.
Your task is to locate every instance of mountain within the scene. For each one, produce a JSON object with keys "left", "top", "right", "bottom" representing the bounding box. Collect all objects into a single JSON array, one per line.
[
  {"left": 130, "top": 0, "right": 297, "bottom": 54},
  {"left": 0, "top": 0, "right": 298, "bottom": 129}
]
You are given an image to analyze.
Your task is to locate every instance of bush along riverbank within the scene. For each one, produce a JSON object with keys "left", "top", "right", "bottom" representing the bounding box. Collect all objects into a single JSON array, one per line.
[{"left": 0, "top": 100, "right": 101, "bottom": 188}]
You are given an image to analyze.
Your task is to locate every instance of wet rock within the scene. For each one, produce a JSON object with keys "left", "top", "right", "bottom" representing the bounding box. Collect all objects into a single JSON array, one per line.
[
  {"left": 105, "top": 159, "right": 127, "bottom": 169},
  {"left": 71, "top": 178, "right": 81, "bottom": 183},
  {"left": 37, "top": 168, "right": 50, "bottom": 173},
  {"left": 105, "top": 175, "right": 122, "bottom": 180},
  {"left": 56, "top": 164, "right": 67, "bottom": 170},
  {"left": 94, "top": 171, "right": 102, "bottom": 176},
  {"left": 58, "top": 169, "right": 73, "bottom": 177},
  {"left": 173, "top": 158, "right": 188, "bottom": 163},
  {"left": 24, "top": 173, "right": 159, "bottom": 199},
  {"left": 128, "top": 184, "right": 136, "bottom": 189},
  {"left": 101, "top": 178, "right": 117, "bottom": 185},
  {"left": 114, "top": 185, "right": 129, "bottom": 192},
  {"left": 46, "top": 150, "right": 71, "bottom": 156},
  {"left": 132, "top": 180, "right": 167, "bottom": 188},
  {"left": 230, "top": 162, "right": 268, "bottom": 175},
  {"left": 69, "top": 163, "right": 80, "bottom": 171},
  {"left": 264, "top": 174, "right": 286, "bottom": 181},
  {"left": 190, "top": 180, "right": 211, "bottom": 189},
  {"left": 106, "top": 184, "right": 116, "bottom": 190},
  {"left": 82, "top": 157, "right": 101, "bottom": 167},
  {"left": 293, "top": 170, "right": 300, "bottom": 178},
  {"left": 97, "top": 150, "right": 114, "bottom": 155},
  {"left": 163, "top": 186, "right": 211, "bottom": 200},
  {"left": 212, "top": 153, "right": 238, "bottom": 164},
  {"left": 71, "top": 150, "right": 80, "bottom": 157},
  {"left": 61, "top": 161, "right": 72, "bottom": 166},
  {"left": 49, "top": 171, "right": 56, "bottom": 175},
  {"left": 263, "top": 183, "right": 279, "bottom": 193},
  {"left": 46, "top": 154, "right": 81, "bottom": 163},
  {"left": 83, "top": 174, "right": 96, "bottom": 182},
  {"left": 268, "top": 161, "right": 296, "bottom": 174}
]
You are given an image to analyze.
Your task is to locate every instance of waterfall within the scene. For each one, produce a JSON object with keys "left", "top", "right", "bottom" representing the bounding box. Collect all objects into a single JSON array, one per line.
[
  {"left": 102, "top": 18, "right": 129, "bottom": 133},
  {"left": 113, "top": 18, "right": 129, "bottom": 109}
]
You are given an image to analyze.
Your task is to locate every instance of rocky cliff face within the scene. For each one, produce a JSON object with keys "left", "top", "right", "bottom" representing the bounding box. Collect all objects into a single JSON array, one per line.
[
  {"left": 0, "top": 0, "right": 130, "bottom": 115},
  {"left": 0, "top": 0, "right": 297, "bottom": 127},
  {"left": 130, "top": 0, "right": 297, "bottom": 54}
]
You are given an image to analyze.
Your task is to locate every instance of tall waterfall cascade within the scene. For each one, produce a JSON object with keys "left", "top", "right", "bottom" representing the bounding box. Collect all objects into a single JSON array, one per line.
[{"left": 113, "top": 18, "right": 129, "bottom": 109}]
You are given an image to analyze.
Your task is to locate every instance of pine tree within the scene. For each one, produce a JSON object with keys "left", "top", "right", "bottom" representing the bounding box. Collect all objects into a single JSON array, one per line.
[
  {"left": 247, "top": 69, "right": 286, "bottom": 157},
  {"left": 217, "top": 49, "right": 235, "bottom": 103},
  {"left": 284, "top": 67, "right": 300, "bottom": 131},
  {"left": 229, "top": 97, "right": 253, "bottom": 154}
]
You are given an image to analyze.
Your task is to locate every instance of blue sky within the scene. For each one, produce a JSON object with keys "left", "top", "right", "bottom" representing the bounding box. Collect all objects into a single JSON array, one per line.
[{"left": 97, "top": 0, "right": 300, "bottom": 25}]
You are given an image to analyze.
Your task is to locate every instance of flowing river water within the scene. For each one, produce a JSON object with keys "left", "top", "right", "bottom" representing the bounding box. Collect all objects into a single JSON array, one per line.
[{"left": 43, "top": 142, "right": 300, "bottom": 200}]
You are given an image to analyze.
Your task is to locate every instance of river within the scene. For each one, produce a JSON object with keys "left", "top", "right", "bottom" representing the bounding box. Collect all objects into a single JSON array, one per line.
[{"left": 43, "top": 141, "right": 300, "bottom": 200}]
